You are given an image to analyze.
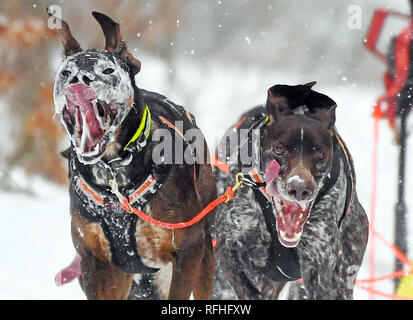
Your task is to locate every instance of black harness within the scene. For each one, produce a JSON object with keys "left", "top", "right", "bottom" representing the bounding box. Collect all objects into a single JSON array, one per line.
[
  {"left": 228, "top": 106, "right": 355, "bottom": 282},
  {"left": 68, "top": 90, "right": 199, "bottom": 274},
  {"left": 253, "top": 186, "right": 302, "bottom": 281},
  {"left": 70, "top": 155, "right": 167, "bottom": 274}
]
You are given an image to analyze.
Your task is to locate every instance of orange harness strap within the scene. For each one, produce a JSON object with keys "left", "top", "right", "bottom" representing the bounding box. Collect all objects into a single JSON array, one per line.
[{"left": 109, "top": 174, "right": 242, "bottom": 230}]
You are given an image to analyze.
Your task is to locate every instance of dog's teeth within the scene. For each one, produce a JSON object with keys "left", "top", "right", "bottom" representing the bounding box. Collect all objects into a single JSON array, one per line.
[
  {"left": 106, "top": 114, "right": 111, "bottom": 128},
  {"left": 298, "top": 202, "right": 306, "bottom": 210},
  {"left": 277, "top": 202, "right": 286, "bottom": 223},
  {"left": 275, "top": 200, "right": 282, "bottom": 212},
  {"left": 299, "top": 213, "right": 303, "bottom": 219},
  {"left": 279, "top": 230, "right": 302, "bottom": 243}
]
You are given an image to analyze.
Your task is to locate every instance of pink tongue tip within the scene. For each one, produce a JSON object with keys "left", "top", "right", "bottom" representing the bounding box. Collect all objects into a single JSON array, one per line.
[
  {"left": 55, "top": 255, "right": 81, "bottom": 286},
  {"left": 264, "top": 160, "right": 280, "bottom": 197},
  {"left": 264, "top": 159, "right": 280, "bottom": 183}
]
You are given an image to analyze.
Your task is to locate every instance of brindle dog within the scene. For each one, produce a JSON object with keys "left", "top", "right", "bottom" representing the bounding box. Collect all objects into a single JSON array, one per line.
[
  {"left": 50, "top": 11, "right": 216, "bottom": 300},
  {"left": 213, "top": 82, "right": 368, "bottom": 300}
]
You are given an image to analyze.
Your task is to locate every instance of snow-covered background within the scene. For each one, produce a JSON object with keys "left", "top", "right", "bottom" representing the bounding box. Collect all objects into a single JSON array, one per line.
[{"left": 0, "top": 0, "right": 412, "bottom": 299}]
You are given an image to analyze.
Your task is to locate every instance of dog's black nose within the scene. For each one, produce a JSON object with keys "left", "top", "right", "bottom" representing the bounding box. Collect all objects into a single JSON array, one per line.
[
  {"left": 68, "top": 75, "right": 94, "bottom": 86},
  {"left": 82, "top": 75, "right": 93, "bottom": 86},
  {"left": 287, "top": 181, "right": 313, "bottom": 201},
  {"left": 69, "top": 76, "right": 79, "bottom": 84}
]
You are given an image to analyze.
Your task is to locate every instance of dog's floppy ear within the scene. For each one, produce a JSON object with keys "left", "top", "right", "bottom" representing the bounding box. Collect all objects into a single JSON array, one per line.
[
  {"left": 266, "top": 82, "right": 315, "bottom": 119},
  {"left": 305, "top": 90, "right": 337, "bottom": 129},
  {"left": 47, "top": 7, "right": 82, "bottom": 57},
  {"left": 92, "top": 11, "right": 141, "bottom": 76}
]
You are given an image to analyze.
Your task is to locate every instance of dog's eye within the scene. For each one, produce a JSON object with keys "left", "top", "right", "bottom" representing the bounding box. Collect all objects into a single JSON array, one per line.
[
  {"left": 61, "top": 70, "right": 71, "bottom": 78},
  {"left": 273, "top": 144, "right": 286, "bottom": 155},
  {"left": 102, "top": 68, "right": 115, "bottom": 75}
]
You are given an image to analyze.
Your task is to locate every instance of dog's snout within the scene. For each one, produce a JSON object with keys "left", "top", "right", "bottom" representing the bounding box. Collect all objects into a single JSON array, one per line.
[
  {"left": 286, "top": 166, "right": 315, "bottom": 202},
  {"left": 68, "top": 74, "right": 94, "bottom": 86},
  {"left": 287, "top": 181, "right": 313, "bottom": 201}
]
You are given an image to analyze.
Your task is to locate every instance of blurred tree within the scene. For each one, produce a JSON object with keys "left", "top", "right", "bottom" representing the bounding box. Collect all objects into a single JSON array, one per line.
[{"left": 0, "top": 1, "right": 67, "bottom": 185}]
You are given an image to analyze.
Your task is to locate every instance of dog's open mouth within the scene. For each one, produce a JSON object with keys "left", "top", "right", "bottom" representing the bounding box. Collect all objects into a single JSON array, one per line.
[
  {"left": 271, "top": 196, "right": 311, "bottom": 248},
  {"left": 265, "top": 160, "right": 312, "bottom": 248},
  {"left": 62, "top": 83, "right": 120, "bottom": 156}
]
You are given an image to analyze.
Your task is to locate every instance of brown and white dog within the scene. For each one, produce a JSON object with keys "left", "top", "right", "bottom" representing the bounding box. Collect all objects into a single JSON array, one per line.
[
  {"left": 213, "top": 83, "right": 368, "bottom": 300},
  {"left": 51, "top": 11, "right": 216, "bottom": 300}
]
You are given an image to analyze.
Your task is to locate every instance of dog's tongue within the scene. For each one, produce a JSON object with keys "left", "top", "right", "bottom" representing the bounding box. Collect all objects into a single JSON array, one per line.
[
  {"left": 55, "top": 254, "right": 81, "bottom": 286},
  {"left": 65, "top": 83, "right": 96, "bottom": 103},
  {"left": 264, "top": 160, "right": 280, "bottom": 196},
  {"left": 64, "top": 83, "right": 103, "bottom": 152}
]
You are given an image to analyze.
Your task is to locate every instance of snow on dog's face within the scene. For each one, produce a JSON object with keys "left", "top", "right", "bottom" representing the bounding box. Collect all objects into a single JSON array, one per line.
[
  {"left": 49, "top": 10, "right": 141, "bottom": 164},
  {"left": 54, "top": 49, "right": 133, "bottom": 163},
  {"left": 261, "top": 82, "right": 336, "bottom": 248}
]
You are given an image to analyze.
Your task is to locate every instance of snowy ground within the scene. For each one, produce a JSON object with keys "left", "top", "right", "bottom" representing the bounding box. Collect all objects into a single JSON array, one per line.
[{"left": 0, "top": 56, "right": 412, "bottom": 299}]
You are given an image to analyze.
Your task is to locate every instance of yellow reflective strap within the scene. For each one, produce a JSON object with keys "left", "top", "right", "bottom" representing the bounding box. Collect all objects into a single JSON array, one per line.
[
  {"left": 123, "top": 105, "right": 151, "bottom": 151},
  {"left": 145, "top": 108, "right": 152, "bottom": 140}
]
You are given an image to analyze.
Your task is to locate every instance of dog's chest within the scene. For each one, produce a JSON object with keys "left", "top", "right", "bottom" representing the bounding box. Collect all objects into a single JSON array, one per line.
[
  {"left": 71, "top": 153, "right": 175, "bottom": 273},
  {"left": 298, "top": 160, "right": 347, "bottom": 258},
  {"left": 87, "top": 161, "right": 174, "bottom": 265},
  {"left": 215, "top": 186, "right": 272, "bottom": 267},
  {"left": 135, "top": 206, "right": 174, "bottom": 269}
]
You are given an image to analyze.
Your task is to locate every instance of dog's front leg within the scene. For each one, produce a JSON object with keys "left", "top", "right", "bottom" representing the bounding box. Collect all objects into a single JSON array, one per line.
[
  {"left": 297, "top": 216, "right": 343, "bottom": 300},
  {"left": 192, "top": 231, "right": 215, "bottom": 300},
  {"left": 298, "top": 200, "right": 368, "bottom": 300},
  {"left": 299, "top": 250, "right": 359, "bottom": 300},
  {"left": 298, "top": 246, "right": 340, "bottom": 300},
  {"left": 168, "top": 229, "right": 206, "bottom": 300},
  {"left": 79, "top": 254, "right": 134, "bottom": 300},
  {"left": 72, "top": 212, "right": 134, "bottom": 300}
]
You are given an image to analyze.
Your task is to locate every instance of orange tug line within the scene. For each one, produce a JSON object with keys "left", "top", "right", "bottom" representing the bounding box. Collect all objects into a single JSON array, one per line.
[{"left": 116, "top": 186, "right": 235, "bottom": 229}]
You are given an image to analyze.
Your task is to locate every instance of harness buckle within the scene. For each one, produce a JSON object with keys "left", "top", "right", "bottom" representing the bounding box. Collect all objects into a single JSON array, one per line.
[
  {"left": 225, "top": 172, "right": 244, "bottom": 203},
  {"left": 109, "top": 179, "right": 133, "bottom": 213},
  {"left": 232, "top": 172, "right": 244, "bottom": 193}
]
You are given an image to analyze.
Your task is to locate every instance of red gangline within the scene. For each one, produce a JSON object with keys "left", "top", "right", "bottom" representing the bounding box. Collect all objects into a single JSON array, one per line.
[
  {"left": 356, "top": 269, "right": 408, "bottom": 285},
  {"left": 356, "top": 283, "right": 413, "bottom": 300},
  {"left": 368, "top": 114, "right": 380, "bottom": 299},
  {"left": 362, "top": 104, "right": 411, "bottom": 299}
]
